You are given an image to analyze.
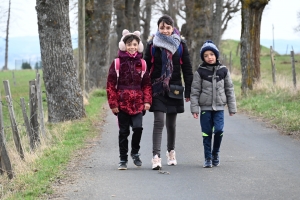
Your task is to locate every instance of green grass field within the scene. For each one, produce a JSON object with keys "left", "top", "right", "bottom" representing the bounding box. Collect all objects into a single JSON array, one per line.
[{"left": 220, "top": 39, "right": 300, "bottom": 136}]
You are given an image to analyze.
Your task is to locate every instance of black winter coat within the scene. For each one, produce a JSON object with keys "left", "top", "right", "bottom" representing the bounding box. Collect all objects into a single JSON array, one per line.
[{"left": 144, "top": 40, "right": 193, "bottom": 114}]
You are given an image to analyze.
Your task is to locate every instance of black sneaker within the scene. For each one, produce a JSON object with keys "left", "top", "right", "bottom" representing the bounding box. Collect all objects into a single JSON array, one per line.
[
  {"left": 203, "top": 159, "right": 212, "bottom": 168},
  {"left": 118, "top": 161, "right": 127, "bottom": 170},
  {"left": 212, "top": 154, "right": 220, "bottom": 166},
  {"left": 131, "top": 153, "right": 142, "bottom": 167}
]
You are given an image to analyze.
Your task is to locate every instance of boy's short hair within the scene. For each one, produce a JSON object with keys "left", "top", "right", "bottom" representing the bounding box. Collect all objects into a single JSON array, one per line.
[{"left": 123, "top": 34, "right": 140, "bottom": 44}]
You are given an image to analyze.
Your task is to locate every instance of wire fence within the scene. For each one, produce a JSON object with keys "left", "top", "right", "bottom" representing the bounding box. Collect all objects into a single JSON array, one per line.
[{"left": 0, "top": 74, "right": 45, "bottom": 179}]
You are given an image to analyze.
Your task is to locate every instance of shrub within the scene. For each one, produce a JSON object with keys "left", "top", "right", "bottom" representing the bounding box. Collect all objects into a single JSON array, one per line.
[{"left": 21, "top": 62, "right": 32, "bottom": 69}]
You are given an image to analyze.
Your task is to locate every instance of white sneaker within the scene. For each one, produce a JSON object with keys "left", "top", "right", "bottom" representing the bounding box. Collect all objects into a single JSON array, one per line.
[
  {"left": 151, "top": 155, "right": 162, "bottom": 170},
  {"left": 166, "top": 150, "right": 177, "bottom": 166}
]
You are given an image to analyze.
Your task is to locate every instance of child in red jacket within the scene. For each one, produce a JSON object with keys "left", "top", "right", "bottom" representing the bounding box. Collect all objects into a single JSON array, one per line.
[{"left": 106, "top": 29, "right": 152, "bottom": 170}]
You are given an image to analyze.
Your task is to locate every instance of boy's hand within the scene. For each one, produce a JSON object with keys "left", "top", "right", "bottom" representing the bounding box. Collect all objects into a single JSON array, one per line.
[
  {"left": 193, "top": 113, "right": 198, "bottom": 119},
  {"left": 185, "top": 98, "right": 190, "bottom": 102},
  {"left": 111, "top": 107, "right": 119, "bottom": 114},
  {"left": 144, "top": 103, "right": 151, "bottom": 110},
  {"left": 229, "top": 113, "right": 235, "bottom": 116}
]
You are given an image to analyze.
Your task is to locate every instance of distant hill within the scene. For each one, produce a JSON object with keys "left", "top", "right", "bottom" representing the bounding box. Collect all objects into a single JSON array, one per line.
[
  {"left": 0, "top": 36, "right": 77, "bottom": 70},
  {"left": 0, "top": 36, "right": 299, "bottom": 70},
  {"left": 260, "top": 39, "right": 300, "bottom": 55}
]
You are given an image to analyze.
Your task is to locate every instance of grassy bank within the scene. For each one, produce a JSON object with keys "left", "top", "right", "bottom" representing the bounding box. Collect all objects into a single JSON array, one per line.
[
  {"left": 0, "top": 89, "right": 107, "bottom": 199},
  {"left": 221, "top": 39, "right": 300, "bottom": 137}
]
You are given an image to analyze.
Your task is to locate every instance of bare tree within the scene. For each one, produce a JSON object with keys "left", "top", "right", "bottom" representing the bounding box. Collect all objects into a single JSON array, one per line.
[
  {"left": 140, "top": 0, "right": 154, "bottom": 43},
  {"left": 2, "top": 0, "right": 11, "bottom": 70},
  {"left": 240, "top": 0, "right": 269, "bottom": 95},
  {"left": 183, "top": 0, "right": 213, "bottom": 71},
  {"left": 85, "top": 0, "right": 113, "bottom": 90},
  {"left": 212, "top": 0, "right": 241, "bottom": 47},
  {"left": 295, "top": 11, "right": 300, "bottom": 33},
  {"left": 36, "top": 0, "right": 85, "bottom": 122},
  {"left": 181, "top": 0, "right": 240, "bottom": 70},
  {"left": 114, "top": 0, "right": 142, "bottom": 42}
]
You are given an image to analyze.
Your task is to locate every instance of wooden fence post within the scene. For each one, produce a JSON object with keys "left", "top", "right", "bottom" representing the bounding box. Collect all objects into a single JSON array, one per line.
[
  {"left": 20, "top": 97, "right": 35, "bottom": 151},
  {"left": 0, "top": 92, "right": 13, "bottom": 179},
  {"left": 12, "top": 70, "right": 16, "bottom": 86},
  {"left": 29, "top": 80, "right": 40, "bottom": 147},
  {"left": 36, "top": 73, "right": 45, "bottom": 137},
  {"left": 3, "top": 80, "right": 25, "bottom": 160},
  {"left": 291, "top": 51, "right": 297, "bottom": 88},
  {"left": 270, "top": 46, "right": 276, "bottom": 85},
  {"left": 229, "top": 51, "right": 232, "bottom": 72}
]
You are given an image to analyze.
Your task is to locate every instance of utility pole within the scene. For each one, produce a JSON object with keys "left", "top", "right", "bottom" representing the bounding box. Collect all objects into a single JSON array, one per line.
[
  {"left": 78, "top": 0, "right": 86, "bottom": 96},
  {"left": 3, "top": 0, "right": 11, "bottom": 70}
]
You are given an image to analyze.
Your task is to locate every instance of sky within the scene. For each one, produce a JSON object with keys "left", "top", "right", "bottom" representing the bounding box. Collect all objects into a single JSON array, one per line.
[{"left": 1, "top": 0, "right": 300, "bottom": 47}]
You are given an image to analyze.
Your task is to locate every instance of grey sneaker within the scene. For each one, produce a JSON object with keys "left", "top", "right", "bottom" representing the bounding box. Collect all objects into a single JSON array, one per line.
[
  {"left": 131, "top": 153, "right": 142, "bottom": 167},
  {"left": 203, "top": 159, "right": 212, "bottom": 168},
  {"left": 118, "top": 161, "right": 127, "bottom": 170}
]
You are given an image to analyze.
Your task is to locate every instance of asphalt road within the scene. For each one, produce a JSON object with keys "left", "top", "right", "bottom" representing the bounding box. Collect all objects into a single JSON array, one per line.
[{"left": 53, "top": 102, "right": 300, "bottom": 200}]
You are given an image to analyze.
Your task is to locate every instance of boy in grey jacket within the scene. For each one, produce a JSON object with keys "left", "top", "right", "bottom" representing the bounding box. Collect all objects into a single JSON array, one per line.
[{"left": 190, "top": 40, "right": 237, "bottom": 168}]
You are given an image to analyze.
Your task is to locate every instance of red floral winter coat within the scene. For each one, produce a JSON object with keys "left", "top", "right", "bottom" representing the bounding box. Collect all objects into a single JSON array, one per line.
[{"left": 106, "top": 51, "right": 152, "bottom": 115}]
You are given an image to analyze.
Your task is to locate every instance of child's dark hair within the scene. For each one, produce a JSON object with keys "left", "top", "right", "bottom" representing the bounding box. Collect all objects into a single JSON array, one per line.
[
  {"left": 157, "top": 15, "right": 174, "bottom": 27},
  {"left": 123, "top": 34, "right": 140, "bottom": 44}
]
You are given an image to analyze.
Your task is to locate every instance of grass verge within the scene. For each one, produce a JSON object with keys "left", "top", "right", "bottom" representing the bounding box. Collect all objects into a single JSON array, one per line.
[{"left": 1, "top": 89, "right": 107, "bottom": 200}]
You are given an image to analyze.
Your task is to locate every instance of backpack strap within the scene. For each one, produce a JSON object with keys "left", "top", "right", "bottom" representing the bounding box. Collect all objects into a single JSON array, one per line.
[
  {"left": 115, "top": 57, "right": 146, "bottom": 86},
  {"left": 150, "top": 44, "right": 155, "bottom": 75},
  {"left": 179, "top": 43, "right": 183, "bottom": 64},
  {"left": 114, "top": 58, "right": 120, "bottom": 88},
  {"left": 114, "top": 58, "right": 120, "bottom": 78},
  {"left": 140, "top": 59, "right": 147, "bottom": 78}
]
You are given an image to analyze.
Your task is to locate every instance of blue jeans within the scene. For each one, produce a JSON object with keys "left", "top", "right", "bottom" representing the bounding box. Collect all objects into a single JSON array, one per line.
[{"left": 200, "top": 110, "right": 224, "bottom": 159}]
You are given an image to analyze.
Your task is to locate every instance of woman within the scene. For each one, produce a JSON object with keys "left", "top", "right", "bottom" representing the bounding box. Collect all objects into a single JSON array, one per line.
[{"left": 144, "top": 15, "right": 193, "bottom": 170}]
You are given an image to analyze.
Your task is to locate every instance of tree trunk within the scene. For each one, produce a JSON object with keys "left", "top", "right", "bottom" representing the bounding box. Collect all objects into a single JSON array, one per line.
[
  {"left": 132, "top": 0, "right": 141, "bottom": 31},
  {"left": 78, "top": 0, "right": 86, "bottom": 94},
  {"left": 212, "top": 0, "right": 224, "bottom": 47},
  {"left": 168, "top": 0, "right": 178, "bottom": 29},
  {"left": 114, "top": 0, "right": 141, "bottom": 42},
  {"left": 185, "top": 0, "right": 213, "bottom": 72},
  {"left": 114, "top": 0, "right": 126, "bottom": 43},
  {"left": 36, "top": 0, "right": 85, "bottom": 123},
  {"left": 141, "top": 0, "right": 153, "bottom": 43},
  {"left": 182, "top": 0, "right": 240, "bottom": 62},
  {"left": 86, "top": 0, "right": 112, "bottom": 90},
  {"left": 240, "top": 0, "right": 268, "bottom": 94},
  {"left": 3, "top": 0, "right": 11, "bottom": 70}
]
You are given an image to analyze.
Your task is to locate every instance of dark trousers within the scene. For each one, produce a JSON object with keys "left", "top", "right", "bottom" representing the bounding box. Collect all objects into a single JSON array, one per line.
[
  {"left": 118, "top": 110, "right": 143, "bottom": 161},
  {"left": 200, "top": 110, "right": 224, "bottom": 159}
]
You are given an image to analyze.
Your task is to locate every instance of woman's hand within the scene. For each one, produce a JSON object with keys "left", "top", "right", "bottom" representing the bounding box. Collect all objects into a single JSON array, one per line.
[
  {"left": 185, "top": 98, "right": 190, "bottom": 102},
  {"left": 144, "top": 103, "right": 151, "bottom": 110}
]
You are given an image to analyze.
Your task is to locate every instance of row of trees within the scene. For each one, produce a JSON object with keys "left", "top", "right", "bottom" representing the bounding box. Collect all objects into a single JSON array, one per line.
[
  {"left": 78, "top": 0, "right": 269, "bottom": 92},
  {"left": 34, "top": 0, "right": 270, "bottom": 123}
]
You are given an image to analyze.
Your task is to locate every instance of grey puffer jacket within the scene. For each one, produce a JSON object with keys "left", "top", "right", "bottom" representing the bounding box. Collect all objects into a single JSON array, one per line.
[{"left": 190, "top": 63, "right": 237, "bottom": 114}]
